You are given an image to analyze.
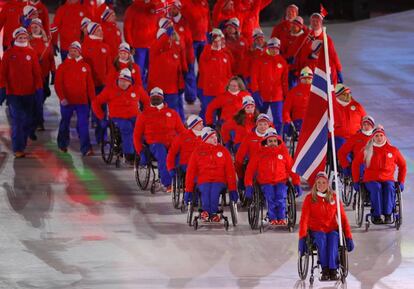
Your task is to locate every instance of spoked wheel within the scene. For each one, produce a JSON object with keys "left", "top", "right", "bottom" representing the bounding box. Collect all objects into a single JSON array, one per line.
[
  {"left": 395, "top": 184, "right": 402, "bottom": 230},
  {"left": 259, "top": 198, "right": 264, "bottom": 234},
  {"left": 339, "top": 245, "right": 349, "bottom": 281},
  {"left": 101, "top": 123, "right": 114, "bottom": 164},
  {"left": 135, "top": 155, "right": 150, "bottom": 190},
  {"left": 230, "top": 201, "right": 238, "bottom": 226},
  {"left": 342, "top": 176, "right": 354, "bottom": 207},
  {"left": 187, "top": 203, "right": 194, "bottom": 226},
  {"left": 248, "top": 186, "right": 260, "bottom": 230},
  {"left": 298, "top": 251, "right": 310, "bottom": 281},
  {"left": 5, "top": 183, "right": 30, "bottom": 211},
  {"left": 355, "top": 189, "right": 364, "bottom": 228},
  {"left": 287, "top": 184, "right": 297, "bottom": 232},
  {"left": 171, "top": 173, "right": 179, "bottom": 209},
  {"left": 224, "top": 217, "right": 230, "bottom": 231}
]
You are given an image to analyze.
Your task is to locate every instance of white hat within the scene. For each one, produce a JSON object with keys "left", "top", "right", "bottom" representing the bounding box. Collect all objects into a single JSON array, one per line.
[
  {"left": 30, "top": 18, "right": 43, "bottom": 27},
  {"left": 362, "top": 115, "right": 375, "bottom": 127},
  {"left": 69, "top": 41, "right": 82, "bottom": 53},
  {"left": 267, "top": 37, "right": 281, "bottom": 49},
  {"left": 256, "top": 113, "right": 271, "bottom": 124},
  {"left": 242, "top": 96, "right": 255, "bottom": 108},
  {"left": 150, "top": 87, "right": 164, "bottom": 97},
  {"left": 287, "top": 4, "right": 299, "bottom": 11},
  {"left": 119, "top": 42, "right": 131, "bottom": 54},
  {"left": 81, "top": 17, "right": 91, "bottom": 30},
  {"left": 173, "top": 0, "right": 182, "bottom": 8},
  {"left": 87, "top": 22, "right": 101, "bottom": 36},
  {"left": 23, "top": 5, "right": 37, "bottom": 18},
  {"left": 118, "top": 68, "right": 133, "bottom": 83},
  {"left": 311, "top": 13, "right": 324, "bottom": 20},
  {"left": 158, "top": 17, "right": 172, "bottom": 29},
  {"left": 335, "top": 84, "right": 351, "bottom": 97},
  {"left": 300, "top": 66, "right": 313, "bottom": 78},
  {"left": 252, "top": 28, "right": 264, "bottom": 39},
  {"left": 186, "top": 115, "right": 203, "bottom": 129},
  {"left": 263, "top": 127, "right": 279, "bottom": 140},
  {"left": 211, "top": 28, "right": 225, "bottom": 39},
  {"left": 201, "top": 127, "right": 216, "bottom": 142},
  {"left": 292, "top": 16, "right": 304, "bottom": 26},
  {"left": 225, "top": 17, "right": 240, "bottom": 29},
  {"left": 13, "top": 27, "right": 29, "bottom": 39}
]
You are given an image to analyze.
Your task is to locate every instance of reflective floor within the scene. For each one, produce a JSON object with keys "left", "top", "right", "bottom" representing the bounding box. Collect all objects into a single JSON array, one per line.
[{"left": 1, "top": 11, "right": 414, "bottom": 289}]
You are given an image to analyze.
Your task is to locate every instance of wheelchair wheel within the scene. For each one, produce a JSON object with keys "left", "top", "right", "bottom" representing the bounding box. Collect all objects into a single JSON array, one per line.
[
  {"left": 339, "top": 245, "right": 349, "bottom": 281},
  {"left": 287, "top": 184, "right": 297, "bottom": 232},
  {"left": 297, "top": 251, "right": 310, "bottom": 281},
  {"left": 187, "top": 202, "right": 194, "bottom": 226},
  {"left": 230, "top": 201, "right": 238, "bottom": 226},
  {"left": 248, "top": 185, "right": 261, "bottom": 230},
  {"left": 395, "top": 183, "right": 402, "bottom": 230},
  {"left": 342, "top": 176, "right": 354, "bottom": 207},
  {"left": 134, "top": 155, "right": 150, "bottom": 190},
  {"left": 355, "top": 188, "right": 364, "bottom": 228},
  {"left": 224, "top": 217, "right": 230, "bottom": 231},
  {"left": 101, "top": 122, "right": 114, "bottom": 164},
  {"left": 171, "top": 174, "right": 179, "bottom": 209}
]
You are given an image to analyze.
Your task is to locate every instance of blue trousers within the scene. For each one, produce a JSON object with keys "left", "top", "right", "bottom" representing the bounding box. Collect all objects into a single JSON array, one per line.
[
  {"left": 198, "top": 182, "right": 226, "bottom": 215},
  {"left": 60, "top": 50, "right": 68, "bottom": 62},
  {"left": 7, "top": 95, "right": 36, "bottom": 152},
  {"left": 133, "top": 47, "right": 149, "bottom": 88},
  {"left": 261, "top": 183, "right": 288, "bottom": 220},
  {"left": 112, "top": 117, "right": 136, "bottom": 155},
  {"left": 261, "top": 101, "right": 283, "bottom": 134},
  {"left": 57, "top": 104, "right": 91, "bottom": 155},
  {"left": 142, "top": 143, "right": 171, "bottom": 187},
  {"left": 93, "top": 86, "right": 105, "bottom": 143},
  {"left": 199, "top": 93, "right": 214, "bottom": 122},
  {"left": 193, "top": 41, "right": 206, "bottom": 63},
  {"left": 365, "top": 181, "right": 395, "bottom": 217},
  {"left": 184, "top": 63, "right": 197, "bottom": 103},
  {"left": 311, "top": 231, "right": 339, "bottom": 269},
  {"left": 288, "top": 71, "right": 298, "bottom": 89},
  {"left": 164, "top": 93, "right": 184, "bottom": 121}
]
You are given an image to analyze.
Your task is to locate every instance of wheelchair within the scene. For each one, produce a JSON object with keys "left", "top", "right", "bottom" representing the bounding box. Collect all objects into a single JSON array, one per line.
[
  {"left": 134, "top": 145, "right": 160, "bottom": 194},
  {"left": 187, "top": 188, "right": 238, "bottom": 231},
  {"left": 297, "top": 232, "right": 349, "bottom": 285},
  {"left": 101, "top": 120, "right": 123, "bottom": 168},
  {"left": 355, "top": 182, "right": 402, "bottom": 231},
  {"left": 171, "top": 167, "right": 186, "bottom": 212},
  {"left": 248, "top": 181, "right": 297, "bottom": 233}
]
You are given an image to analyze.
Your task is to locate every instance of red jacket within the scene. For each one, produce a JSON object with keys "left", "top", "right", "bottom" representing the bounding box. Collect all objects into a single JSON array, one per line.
[
  {"left": 236, "top": 0, "right": 271, "bottom": 43},
  {"left": 282, "top": 83, "right": 311, "bottom": 123},
  {"left": 172, "top": 14, "right": 195, "bottom": 65},
  {"left": 106, "top": 62, "right": 143, "bottom": 88},
  {"left": 102, "top": 21, "right": 122, "bottom": 61},
  {"left": 338, "top": 131, "right": 371, "bottom": 169},
  {"left": 299, "top": 192, "right": 352, "bottom": 239},
  {"left": 333, "top": 98, "right": 366, "bottom": 139},
  {"left": 124, "top": 1, "right": 159, "bottom": 49},
  {"left": 280, "top": 29, "right": 308, "bottom": 60},
  {"left": 198, "top": 45, "right": 233, "bottom": 97},
  {"left": 212, "top": 0, "right": 241, "bottom": 28},
  {"left": 181, "top": 0, "right": 210, "bottom": 42},
  {"left": 246, "top": 46, "right": 265, "bottom": 79},
  {"left": 83, "top": 0, "right": 108, "bottom": 23},
  {"left": 52, "top": 2, "right": 90, "bottom": 50},
  {"left": 148, "top": 34, "right": 186, "bottom": 94},
  {"left": 92, "top": 84, "right": 149, "bottom": 120},
  {"left": 133, "top": 105, "right": 185, "bottom": 153},
  {"left": 54, "top": 57, "right": 95, "bottom": 104},
  {"left": 244, "top": 144, "right": 300, "bottom": 187},
  {"left": 0, "top": 45, "right": 43, "bottom": 96},
  {"left": 235, "top": 129, "right": 264, "bottom": 176},
  {"left": 185, "top": 142, "right": 237, "bottom": 192},
  {"left": 32, "top": 1, "right": 50, "bottom": 36},
  {"left": 30, "top": 37, "right": 55, "bottom": 79},
  {"left": 226, "top": 35, "right": 249, "bottom": 77},
  {"left": 205, "top": 90, "right": 249, "bottom": 125},
  {"left": 250, "top": 53, "right": 288, "bottom": 102},
  {"left": 221, "top": 114, "right": 255, "bottom": 144},
  {"left": 82, "top": 37, "right": 112, "bottom": 87},
  {"left": 352, "top": 142, "right": 406, "bottom": 184},
  {"left": 0, "top": 0, "right": 25, "bottom": 47},
  {"left": 166, "top": 129, "right": 202, "bottom": 171},
  {"left": 271, "top": 19, "right": 290, "bottom": 40}
]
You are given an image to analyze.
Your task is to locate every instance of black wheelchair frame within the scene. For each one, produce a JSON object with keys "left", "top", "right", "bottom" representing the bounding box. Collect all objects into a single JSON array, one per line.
[
  {"left": 247, "top": 181, "right": 297, "bottom": 233},
  {"left": 284, "top": 122, "right": 299, "bottom": 158},
  {"left": 171, "top": 167, "right": 186, "bottom": 212},
  {"left": 298, "top": 232, "right": 349, "bottom": 285},
  {"left": 134, "top": 146, "right": 160, "bottom": 194},
  {"left": 101, "top": 120, "right": 123, "bottom": 168}
]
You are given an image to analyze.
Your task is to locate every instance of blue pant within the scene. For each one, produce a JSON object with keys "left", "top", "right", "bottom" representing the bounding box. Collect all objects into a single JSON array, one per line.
[
  {"left": 334, "top": 136, "right": 346, "bottom": 152},
  {"left": 198, "top": 182, "right": 226, "bottom": 215},
  {"left": 164, "top": 93, "right": 184, "bottom": 121},
  {"left": 261, "top": 101, "right": 283, "bottom": 134},
  {"left": 57, "top": 104, "right": 91, "bottom": 155},
  {"left": 147, "top": 143, "right": 171, "bottom": 187},
  {"left": 199, "top": 93, "right": 214, "bottom": 122},
  {"left": 133, "top": 47, "right": 149, "bottom": 88},
  {"left": 7, "top": 95, "right": 36, "bottom": 152},
  {"left": 261, "top": 183, "right": 288, "bottom": 220},
  {"left": 60, "top": 50, "right": 68, "bottom": 62},
  {"left": 288, "top": 71, "right": 298, "bottom": 89},
  {"left": 112, "top": 117, "right": 136, "bottom": 155},
  {"left": 93, "top": 86, "right": 105, "bottom": 143},
  {"left": 184, "top": 63, "right": 197, "bottom": 103},
  {"left": 311, "top": 231, "right": 339, "bottom": 269},
  {"left": 365, "top": 181, "right": 395, "bottom": 217},
  {"left": 193, "top": 41, "right": 206, "bottom": 63}
]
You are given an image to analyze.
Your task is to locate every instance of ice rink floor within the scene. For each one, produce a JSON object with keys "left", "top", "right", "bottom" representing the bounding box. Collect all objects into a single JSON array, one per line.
[{"left": 1, "top": 10, "right": 414, "bottom": 289}]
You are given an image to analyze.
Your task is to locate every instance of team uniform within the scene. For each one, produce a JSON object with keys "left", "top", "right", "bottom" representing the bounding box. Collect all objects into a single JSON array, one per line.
[
  {"left": 101, "top": 9, "right": 122, "bottom": 61},
  {"left": 282, "top": 82, "right": 311, "bottom": 134}
]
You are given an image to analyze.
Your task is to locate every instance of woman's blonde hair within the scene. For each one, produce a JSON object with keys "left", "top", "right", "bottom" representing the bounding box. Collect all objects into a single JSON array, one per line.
[
  {"left": 310, "top": 180, "right": 335, "bottom": 203},
  {"left": 226, "top": 76, "right": 246, "bottom": 91}
]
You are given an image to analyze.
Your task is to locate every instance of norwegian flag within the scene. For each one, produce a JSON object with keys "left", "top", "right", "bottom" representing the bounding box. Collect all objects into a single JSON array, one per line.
[
  {"left": 292, "top": 45, "right": 330, "bottom": 183},
  {"left": 153, "top": 0, "right": 176, "bottom": 14}
]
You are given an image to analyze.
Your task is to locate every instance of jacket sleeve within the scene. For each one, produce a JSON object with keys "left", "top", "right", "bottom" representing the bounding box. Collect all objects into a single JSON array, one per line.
[
  {"left": 123, "top": 7, "right": 134, "bottom": 45},
  {"left": 54, "top": 65, "right": 65, "bottom": 101},
  {"left": 166, "top": 134, "right": 182, "bottom": 171},
  {"left": 298, "top": 195, "right": 311, "bottom": 238},
  {"left": 212, "top": 0, "right": 226, "bottom": 28},
  {"left": 205, "top": 96, "right": 222, "bottom": 125},
  {"left": 174, "top": 113, "right": 186, "bottom": 134},
  {"left": 185, "top": 150, "right": 198, "bottom": 193},
  {"left": 137, "top": 86, "right": 150, "bottom": 111},
  {"left": 282, "top": 60, "right": 289, "bottom": 99},
  {"left": 91, "top": 88, "right": 109, "bottom": 120},
  {"left": 32, "top": 53, "right": 44, "bottom": 90},
  {"left": 133, "top": 116, "right": 145, "bottom": 153},
  {"left": 235, "top": 138, "right": 249, "bottom": 176},
  {"left": 328, "top": 37, "right": 342, "bottom": 72},
  {"left": 340, "top": 200, "right": 352, "bottom": 239},
  {"left": 338, "top": 138, "right": 353, "bottom": 169},
  {"left": 0, "top": 53, "right": 8, "bottom": 89},
  {"left": 351, "top": 150, "right": 364, "bottom": 183},
  {"left": 395, "top": 148, "right": 407, "bottom": 183},
  {"left": 224, "top": 149, "right": 237, "bottom": 191},
  {"left": 87, "top": 66, "right": 96, "bottom": 101},
  {"left": 282, "top": 91, "right": 293, "bottom": 123},
  {"left": 244, "top": 153, "right": 259, "bottom": 187},
  {"left": 286, "top": 152, "right": 300, "bottom": 185}
]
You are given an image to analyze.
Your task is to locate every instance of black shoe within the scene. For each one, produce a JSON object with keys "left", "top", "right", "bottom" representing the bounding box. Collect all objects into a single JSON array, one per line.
[
  {"left": 321, "top": 268, "right": 330, "bottom": 281},
  {"left": 329, "top": 269, "right": 339, "bottom": 281},
  {"left": 29, "top": 133, "right": 37, "bottom": 141},
  {"left": 384, "top": 214, "right": 392, "bottom": 224},
  {"left": 37, "top": 124, "right": 45, "bottom": 131},
  {"left": 372, "top": 216, "right": 383, "bottom": 224}
]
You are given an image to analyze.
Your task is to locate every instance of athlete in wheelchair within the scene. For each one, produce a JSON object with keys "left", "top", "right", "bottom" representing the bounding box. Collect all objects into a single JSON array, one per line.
[
  {"left": 166, "top": 115, "right": 203, "bottom": 209},
  {"left": 352, "top": 126, "right": 406, "bottom": 228},
  {"left": 244, "top": 128, "right": 302, "bottom": 229},
  {"left": 184, "top": 127, "right": 238, "bottom": 230},
  {"left": 298, "top": 172, "right": 354, "bottom": 284},
  {"left": 337, "top": 115, "right": 375, "bottom": 206},
  {"left": 133, "top": 87, "right": 185, "bottom": 192},
  {"left": 92, "top": 68, "right": 149, "bottom": 167}
]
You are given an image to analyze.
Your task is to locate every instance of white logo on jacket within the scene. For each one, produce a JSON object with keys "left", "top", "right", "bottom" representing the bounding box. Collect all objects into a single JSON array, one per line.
[
  {"left": 351, "top": 105, "right": 356, "bottom": 111},
  {"left": 80, "top": 12, "right": 84, "bottom": 17},
  {"left": 26, "top": 55, "right": 31, "bottom": 61},
  {"left": 101, "top": 48, "right": 107, "bottom": 53},
  {"left": 166, "top": 112, "right": 172, "bottom": 117},
  {"left": 277, "top": 63, "right": 282, "bottom": 68},
  {"left": 217, "top": 152, "right": 223, "bottom": 158},
  {"left": 278, "top": 154, "right": 283, "bottom": 160},
  {"left": 388, "top": 152, "right": 393, "bottom": 158},
  {"left": 131, "top": 93, "right": 136, "bottom": 98},
  {"left": 223, "top": 58, "right": 228, "bottom": 63},
  {"left": 82, "top": 67, "right": 87, "bottom": 72}
]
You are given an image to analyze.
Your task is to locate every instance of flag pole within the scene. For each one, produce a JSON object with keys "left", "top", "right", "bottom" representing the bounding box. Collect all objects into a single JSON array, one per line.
[{"left": 322, "top": 27, "right": 344, "bottom": 247}]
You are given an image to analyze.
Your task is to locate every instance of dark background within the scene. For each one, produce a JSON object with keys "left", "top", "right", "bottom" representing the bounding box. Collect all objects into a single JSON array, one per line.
[{"left": 43, "top": 0, "right": 414, "bottom": 22}]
